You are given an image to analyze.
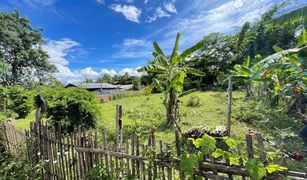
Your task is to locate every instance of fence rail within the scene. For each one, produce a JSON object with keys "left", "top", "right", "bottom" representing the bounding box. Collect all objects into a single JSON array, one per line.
[{"left": 1, "top": 113, "right": 307, "bottom": 179}]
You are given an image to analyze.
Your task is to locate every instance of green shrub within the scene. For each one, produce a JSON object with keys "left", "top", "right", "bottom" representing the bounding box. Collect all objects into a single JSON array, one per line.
[
  {"left": 132, "top": 77, "right": 141, "bottom": 91},
  {"left": 186, "top": 95, "right": 202, "bottom": 107},
  {"left": 38, "top": 87, "right": 100, "bottom": 133},
  {"left": 6, "top": 87, "right": 32, "bottom": 118}
]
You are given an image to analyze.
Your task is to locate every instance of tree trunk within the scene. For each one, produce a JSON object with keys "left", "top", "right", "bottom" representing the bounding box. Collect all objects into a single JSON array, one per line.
[{"left": 166, "top": 89, "right": 178, "bottom": 126}]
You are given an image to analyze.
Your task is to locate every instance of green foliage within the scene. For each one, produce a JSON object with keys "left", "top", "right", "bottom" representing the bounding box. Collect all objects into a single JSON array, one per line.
[
  {"left": 186, "top": 95, "right": 202, "bottom": 107},
  {"left": 179, "top": 153, "right": 199, "bottom": 176},
  {"left": 139, "top": 32, "right": 205, "bottom": 126},
  {"left": 0, "top": 142, "right": 43, "bottom": 180},
  {"left": 180, "top": 133, "right": 287, "bottom": 179},
  {"left": 6, "top": 87, "right": 32, "bottom": 118},
  {"left": 38, "top": 87, "right": 100, "bottom": 133},
  {"left": 191, "top": 134, "right": 216, "bottom": 155},
  {"left": 265, "top": 164, "right": 288, "bottom": 174},
  {"left": 245, "top": 159, "right": 267, "bottom": 180},
  {"left": 87, "top": 166, "right": 113, "bottom": 180},
  {"left": 0, "top": 11, "right": 56, "bottom": 86},
  {"left": 132, "top": 77, "right": 141, "bottom": 91}
]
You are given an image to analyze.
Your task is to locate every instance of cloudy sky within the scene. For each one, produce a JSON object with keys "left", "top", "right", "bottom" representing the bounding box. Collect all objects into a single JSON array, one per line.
[{"left": 0, "top": 0, "right": 305, "bottom": 83}]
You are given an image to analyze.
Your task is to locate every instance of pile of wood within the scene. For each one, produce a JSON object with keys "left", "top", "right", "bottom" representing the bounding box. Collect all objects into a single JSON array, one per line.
[{"left": 183, "top": 125, "right": 227, "bottom": 139}]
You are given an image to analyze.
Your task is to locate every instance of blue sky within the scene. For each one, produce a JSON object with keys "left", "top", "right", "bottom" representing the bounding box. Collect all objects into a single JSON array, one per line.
[{"left": 0, "top": 0, "right": 306, "bottom": 83}]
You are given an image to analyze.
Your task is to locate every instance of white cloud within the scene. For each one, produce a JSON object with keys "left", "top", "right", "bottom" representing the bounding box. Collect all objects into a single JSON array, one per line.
[
  {"left": 24, "top": 0, "right": 55, "bottom": 6},
  {"left": 96, "top": 0, "right": 105, "bottom": 5},
  {"left": 154, "top": 0, "right": 274, "bottom": 50},
  {"left": 43, "top": 38, "right": 144, "bottom": 84},
  {"left": 147, "top": 7, "right": 171, "bottom": 23},
  {"left": 101, "top": 69, "right": 117, "bottom": 76},
  {"left": 126, "top": 0, "right": 134, "bottom": 3},
  {"left": 119, "top": 67, "right": 143, "bottom": 76},
  {"left": 164, "top": 2, "right": 177, "bottom": 13},
  {"left": 112, "top": 38, "right": 152, "bottom": 58},
  {"left": 110, "top": 4, "right": 142, "bottom": 23},
  {"left": 144, "top": 0, "right": 148, "bottom": 4}
]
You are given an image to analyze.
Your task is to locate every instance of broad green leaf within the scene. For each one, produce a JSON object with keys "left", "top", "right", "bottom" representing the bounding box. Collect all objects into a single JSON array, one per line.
[
  {"left": 243, "top": 56, "right": 250, "bottom": 67},
  {"left": 192, "top": 134, "right": 216, "bottom": 155},
  {"left": 212, "top": 149, "right": 224, "bottom": 159},
  {"left": 273, "top": 45, "right": 284, "bottom": 53},
  {"left": 152, "top": 78, "right": 164, "bottom": 92},
  {"left": 265, "top": 164, "right": 288, "bottom": 174},
  {"left": 171, "top": 71, "right": 186, "bottom": 91},
  {"left": 170, "top": 33, "right": 181, "bottom": 64},
  {"left": 178, "top": 40, "right": 203, "bottom": 63},
  {"left": 297, "top": 28, "right": 307, "bottom": 47},
  {"left": 234, "top": 65, "right": 253, "bottom": 76},
  {"left": 184, "top": 67, "right": 206, "bottom": 76},
  {"left": 245, "top": 159, "right": 267, "bottom": 180},
  {"left": 229, "top": 156, "right": 241, "bottom": 166},
  {"left": 224, "top": 137, "right": 237, "bottom": 148},
  {"left": 178, "top": 89, "right": 197, "bottom": 98},
  {"left": 265, "top": 5, "right": 307, "bottom": 28},
  {"left": 180, "top": 153, "right": 199, "bottom": 176},
  {"left": 146, "top": 84, "right": 154, "bottom": 94},
  {"left": 153, "top": 42, "right": 165, "bottom": 56}
]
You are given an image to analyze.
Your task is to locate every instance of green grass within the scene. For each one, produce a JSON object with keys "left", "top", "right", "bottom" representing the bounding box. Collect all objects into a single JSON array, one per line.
[
  {"left": 14, "top": 91, "right": 306, "bottom": 170},
  {"left": 15, "top": 111, "right": 36, "bottom": 130},
  {"left": 96, "top": 91, "right": 250, "bottom": 142}
]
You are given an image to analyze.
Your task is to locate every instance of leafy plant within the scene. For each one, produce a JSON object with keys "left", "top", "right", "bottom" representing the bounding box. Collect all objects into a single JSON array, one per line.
[
  {"left": 38, "top": 87, "right": 101, "bottom": 133},
  {"left": 6, "top": 86, "right": 32, "bottom": 118},
  {"left": 139, "top": 32, "right": 206, "bottom": 127},
  {"left": 179, "top": 134, "right": 287, "bottom": 179}
]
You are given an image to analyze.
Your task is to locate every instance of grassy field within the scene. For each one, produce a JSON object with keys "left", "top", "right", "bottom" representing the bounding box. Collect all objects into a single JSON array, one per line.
[
  {"left": 14, "top": 91, "right": 307, "bottom": 170},
  {"left": 95, "top": 91, "right": 250, "bottom": 143}
]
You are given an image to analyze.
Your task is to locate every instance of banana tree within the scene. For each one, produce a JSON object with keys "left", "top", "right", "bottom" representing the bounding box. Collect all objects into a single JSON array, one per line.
[
  {"left": 139, "top": 33, "right": 206, "bottom": 127},
  {"left": 266, "top": 5, "right": 307, "bottom": 47},
  {"left": 233, "top": 45, "right": 306, "bottom": 109}
]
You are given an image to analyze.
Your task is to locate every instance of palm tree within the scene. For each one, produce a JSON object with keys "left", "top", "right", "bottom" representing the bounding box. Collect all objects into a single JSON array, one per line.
[{"left": 139, "top": 33, "right": 206, "bottom": 127}]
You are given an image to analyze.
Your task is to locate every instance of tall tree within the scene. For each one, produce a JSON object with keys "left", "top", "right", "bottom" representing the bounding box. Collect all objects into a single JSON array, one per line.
[
  {"left": 139, "top": 33, "right": 205, "bottom": 127},
  {"left": 0, "top": 11, "right": 56, "bottom": 86}
]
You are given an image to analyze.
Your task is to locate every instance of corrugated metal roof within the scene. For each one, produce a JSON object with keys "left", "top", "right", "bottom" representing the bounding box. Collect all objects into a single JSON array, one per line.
[{"left": 66, "top": 83, "right": 120, "bottom": 89}]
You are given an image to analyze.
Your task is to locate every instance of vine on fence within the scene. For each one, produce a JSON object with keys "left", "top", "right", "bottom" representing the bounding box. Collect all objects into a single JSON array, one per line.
[{"left": 179, "top": 134, "right": 288, "bottom": 180}]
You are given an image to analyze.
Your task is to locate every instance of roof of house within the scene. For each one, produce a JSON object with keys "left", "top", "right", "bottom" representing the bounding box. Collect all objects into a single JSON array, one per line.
[{"left": 66, "top": 83, "right": 120, "bottom": 89}]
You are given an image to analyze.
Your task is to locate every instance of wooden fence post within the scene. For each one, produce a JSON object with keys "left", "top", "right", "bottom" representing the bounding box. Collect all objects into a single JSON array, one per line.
[
  {"left": 116, "top": 105, "right": 123, "bottom": 151},
  {"left": 256, "top": 133, "right": 267, "bottom": 163},
  {"left": 226, "top": 77, "right": 233, "bottom": 137},
  {"left": 246, "top": 134, "right": 254, "bottom": 159}
]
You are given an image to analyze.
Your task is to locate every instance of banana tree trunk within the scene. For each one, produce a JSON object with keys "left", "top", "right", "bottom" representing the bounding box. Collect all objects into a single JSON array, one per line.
[{"left": 166, "top": 89, "right": 179, "bottom": 126}]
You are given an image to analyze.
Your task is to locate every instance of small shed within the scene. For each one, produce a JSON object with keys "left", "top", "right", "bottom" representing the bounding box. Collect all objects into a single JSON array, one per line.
[{"left": 65, "top": 83, "right": 124, "bottom": 95}]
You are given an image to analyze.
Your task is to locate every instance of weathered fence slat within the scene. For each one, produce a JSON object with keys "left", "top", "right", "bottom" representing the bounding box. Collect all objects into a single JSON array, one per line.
[{"left": 2, "top": 116, "right": 307, "bottom": 180}]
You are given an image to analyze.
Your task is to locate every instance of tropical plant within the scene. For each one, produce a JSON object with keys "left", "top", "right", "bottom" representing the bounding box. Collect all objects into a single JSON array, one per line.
[
  {"left": 266, "top": 5, "right": 307, "bottom": 47},
  {"left": 232, "top": 44, "right": 307, "bottom": 110},
  {"left": 139, "top": 32, "right": 206, "bottom": 127}
]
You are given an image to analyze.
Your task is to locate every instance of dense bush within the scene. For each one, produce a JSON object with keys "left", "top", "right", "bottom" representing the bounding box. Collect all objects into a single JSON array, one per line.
[
  {"left": 5, "top": 87, "right": 32, "bottom": 118},
  {"left": 186, "top": 95, "right": 202, "bottom": 107},
  {"left": 38, "top": 87, "right": 100, "bottom": 133},
  {"left": 132, "top": 77, "right": 141, "bottom": 91}
]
